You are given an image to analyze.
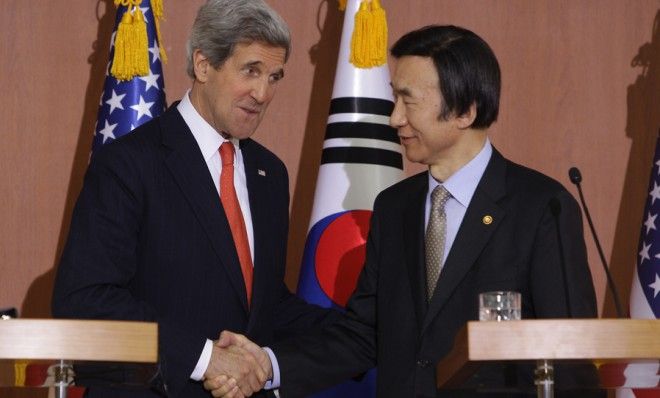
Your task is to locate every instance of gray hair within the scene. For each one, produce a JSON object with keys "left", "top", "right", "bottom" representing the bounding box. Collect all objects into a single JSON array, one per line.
[{"left": 186, "top": 0, "right": 291, "bottom": 78}]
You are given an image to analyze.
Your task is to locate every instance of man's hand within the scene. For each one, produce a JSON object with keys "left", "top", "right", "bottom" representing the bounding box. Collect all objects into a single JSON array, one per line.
[
  {"left": 204, "top": 374, "right": 243, "bottom": 398},
  {"left": 203, "top": 331, "right": 270, "bottom": 397},
  {"left": 218, "top": 331, "right": 273, "bottom": 381},
  {"left": 203, "top": 331, "right": 273, "bottom": 397}
]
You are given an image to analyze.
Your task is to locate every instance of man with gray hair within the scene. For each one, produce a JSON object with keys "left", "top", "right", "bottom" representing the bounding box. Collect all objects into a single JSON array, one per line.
[{"left": 52, "top": 1, "right": 336, "bottom": 397}]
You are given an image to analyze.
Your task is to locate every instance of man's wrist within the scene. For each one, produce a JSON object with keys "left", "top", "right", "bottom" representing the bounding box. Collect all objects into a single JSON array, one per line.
[
  {"left": 191, "top": 339, "right": 213, "bottom": 380},
  {"left": 262, "top": 347, "right": 280, "bottom": 389}
]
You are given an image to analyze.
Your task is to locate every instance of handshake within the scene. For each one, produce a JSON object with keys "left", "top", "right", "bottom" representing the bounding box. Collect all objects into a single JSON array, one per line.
[{"left": 202, "top": 331, "right": 273, "bottom": 398}]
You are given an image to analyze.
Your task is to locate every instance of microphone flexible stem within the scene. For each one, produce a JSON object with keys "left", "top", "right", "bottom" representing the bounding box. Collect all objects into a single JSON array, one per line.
[{"left": 574, "top": 182, "right": 624, "bottom": 318}]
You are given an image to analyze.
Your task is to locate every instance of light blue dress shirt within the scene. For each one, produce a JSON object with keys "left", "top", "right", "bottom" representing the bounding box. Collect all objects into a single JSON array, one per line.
[
  {"left": 269, "top": 139, "right": 493, "bottom": 390},
  {"left": 425, "top": 139, "right": 493, "bottom": 265}
]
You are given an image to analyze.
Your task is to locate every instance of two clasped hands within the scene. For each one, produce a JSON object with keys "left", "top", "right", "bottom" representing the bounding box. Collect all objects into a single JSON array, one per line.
[{"left": 203, "top": 331, "right": 272, "bottom": 398}]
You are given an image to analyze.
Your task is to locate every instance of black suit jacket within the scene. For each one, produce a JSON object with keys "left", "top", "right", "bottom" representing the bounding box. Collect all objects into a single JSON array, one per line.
[
  {"left": 52, "top": 105, "right": 335, "bottom": 397},
  {"left": 272, "top": 149, "right": 599, "bottom": 397}
]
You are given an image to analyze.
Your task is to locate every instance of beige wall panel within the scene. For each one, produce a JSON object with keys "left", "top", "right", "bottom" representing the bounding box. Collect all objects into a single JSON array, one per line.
[{"left": 0, "top": 1, "right": 658, "bottom": 321}]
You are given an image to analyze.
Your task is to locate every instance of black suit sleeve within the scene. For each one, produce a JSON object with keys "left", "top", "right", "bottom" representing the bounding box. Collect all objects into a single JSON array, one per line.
[
  {"left": 271, "top": 199, "right": 383, "bottom": 397},
  {"left": 51, "top": 145, "right": 205, "bottom": 396},
  {"left": 257, "top": 158, "right": 340, "bottom": 340},
  {"left": 529, "top": 190, "right": 598, "bottom": 318},
  {"left": 53, "top": 146, "right": 148, "bottom": 319},
  {"left": 272, "top": 283, "right": 342, "bottom": 341},
  {"left": 524, "top": 190, "right": 601, "bottom": 396}
]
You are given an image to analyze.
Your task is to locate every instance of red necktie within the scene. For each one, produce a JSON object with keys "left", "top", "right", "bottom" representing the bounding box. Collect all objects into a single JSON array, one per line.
[{"left": 219, "top": 142, "right": 253, "bottom": 307}]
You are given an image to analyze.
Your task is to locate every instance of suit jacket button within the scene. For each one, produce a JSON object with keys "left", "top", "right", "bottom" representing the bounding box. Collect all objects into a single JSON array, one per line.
[{"left": 416, "top": 359, "right": 430, "bottom": 368}]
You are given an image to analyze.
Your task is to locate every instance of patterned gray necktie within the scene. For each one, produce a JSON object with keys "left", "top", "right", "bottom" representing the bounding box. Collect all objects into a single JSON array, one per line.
[{"left": 425, "top": 185, "right": 451, "bottom": 303}]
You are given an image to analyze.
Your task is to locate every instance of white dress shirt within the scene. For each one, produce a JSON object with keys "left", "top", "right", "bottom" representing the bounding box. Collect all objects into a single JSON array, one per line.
[
  {"left": 177, "top": 92, "right": 261, "bottom": 381},
  {"left": 178, "top": 91, "right": 255, "bottom": 261}
]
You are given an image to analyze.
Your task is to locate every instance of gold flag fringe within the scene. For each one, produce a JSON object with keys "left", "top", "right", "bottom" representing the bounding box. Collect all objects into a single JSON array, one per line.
[
  {"left": 349, "top": 0, "right": 388, "bottom": 68},
  {"left": 110, "top": 0, "right": 166, "bottom": 81},
  {"left": 151, "top": 0, "right": 168, "bottom": 63}
]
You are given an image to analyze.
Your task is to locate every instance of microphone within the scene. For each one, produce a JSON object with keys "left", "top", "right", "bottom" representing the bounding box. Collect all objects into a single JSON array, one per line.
[
  {"left": 568, "top": 167, "right": 624, "bottom": 318},
  {"left": 568, "top": 167, "right": 581, "bottom": 185}
]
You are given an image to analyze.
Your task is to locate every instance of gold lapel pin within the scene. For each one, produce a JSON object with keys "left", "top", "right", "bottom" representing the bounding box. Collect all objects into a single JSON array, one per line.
[{"left": 482, "top": 215, "right": 493, "bottom": 225}]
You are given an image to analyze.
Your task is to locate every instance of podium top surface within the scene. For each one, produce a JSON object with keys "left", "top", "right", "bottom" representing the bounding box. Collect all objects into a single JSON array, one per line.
[
  {"left": 462, "top": 319, "right": 660, "bottom": 361},
  {"left": 436, "top": 319, "right": 660, "bottom": 389},
  {"left": 0, "top": 319, "right": 157, "bottom": 363}
]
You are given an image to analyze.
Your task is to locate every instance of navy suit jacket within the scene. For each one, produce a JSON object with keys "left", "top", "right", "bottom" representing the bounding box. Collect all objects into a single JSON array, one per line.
[
  {"left": 272, "top": 149, "right": 599, "bottom": 397},
  {"left": 52, "top": 105, "right": 334, "bottom": 397}
]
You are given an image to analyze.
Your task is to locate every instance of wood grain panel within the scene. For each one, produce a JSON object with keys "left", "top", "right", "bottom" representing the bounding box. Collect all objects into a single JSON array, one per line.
[
  {"left": 437, "top": 319, "right": 660, "bottom": 388},
  {"left": 0, "top": 319, "right": 157, "bottom": 362}
]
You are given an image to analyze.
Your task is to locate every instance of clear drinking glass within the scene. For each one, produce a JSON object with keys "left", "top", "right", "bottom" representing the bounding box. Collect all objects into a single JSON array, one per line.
[{"left": 478, "top": 291, "right": 521, "bottom": 321}]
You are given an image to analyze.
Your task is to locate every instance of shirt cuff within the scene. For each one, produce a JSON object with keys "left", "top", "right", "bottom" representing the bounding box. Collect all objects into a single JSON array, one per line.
[
  {"left": 262, "top": 347, "right": 280, "bottom": 389},
  {"left": 190, "top": 339, "right": 213, "bottom": 381}
]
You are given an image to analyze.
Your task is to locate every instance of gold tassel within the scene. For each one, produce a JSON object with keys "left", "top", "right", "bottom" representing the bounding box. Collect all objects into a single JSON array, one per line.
[
  {"left": 151, "top": 0, "right": 168, "bottom": 63},
  {"left": 111, "top": 1, "right": 150, "bottom": 81},
  {"left": 370, "top": 0, "right": 387, "bottom": 65},
  {"left": 349, "top": 0, "right": 388, "bottom": 68},
  {"left": 110, "top": 7, "right": 134, "bottom": 80},
  {"left": 338, "top": 0, "right": 347, "bottom": 11},
  {"left": 350, "top": 1, "right": 370, "bottom": 67},
  {"left": 151, "top": 0, "right": 163, "bottom": 16},
  {"left": 132, "top": 6, "right": 149, "bottom": 73},
  {"left": 14, "top": 360, "right": 28, "bottom": 387}
]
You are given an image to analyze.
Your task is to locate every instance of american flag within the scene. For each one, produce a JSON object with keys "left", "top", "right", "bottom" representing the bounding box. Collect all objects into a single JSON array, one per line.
[
  {"left": 91, "top": 0, "right": 166, "bottom": 155},
  {"left": 15, "top": 3, "right": 166, "bottom": 396},
  {"left": 636, "top": 133, "right": 660, "bottom": 319},
  {"left": 616, "top": 133, "right": 660, "bottom": 397}
]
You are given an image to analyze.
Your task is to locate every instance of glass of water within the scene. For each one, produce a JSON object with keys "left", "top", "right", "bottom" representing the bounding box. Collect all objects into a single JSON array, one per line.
[{"left": 479, "top": 291, "right": 521, "bottom": 321}]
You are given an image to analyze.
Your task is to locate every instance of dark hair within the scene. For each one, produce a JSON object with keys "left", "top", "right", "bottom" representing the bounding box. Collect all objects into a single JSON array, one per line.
[{"left": 391, "top": 25, "right": 500, "bottom": 129}]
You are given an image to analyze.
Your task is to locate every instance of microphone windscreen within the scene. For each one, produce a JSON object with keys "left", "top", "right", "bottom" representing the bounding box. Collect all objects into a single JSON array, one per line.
[{"left": 568, "top": 167, "right": 582, "bottom": 184}]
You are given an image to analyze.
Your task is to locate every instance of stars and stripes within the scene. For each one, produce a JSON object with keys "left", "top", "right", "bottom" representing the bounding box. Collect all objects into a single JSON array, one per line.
[
  {"left": 615, "top": 134, "right": 660, "bottom": 397},
  {"left": 91, "top": 0, "right": 166, "bottom": 155},
  {"left": 635, "top": 136, "right": 660, "bottom": 315},
  {"left": 16, "top": 3, "right": 166, "bottom": 396}
]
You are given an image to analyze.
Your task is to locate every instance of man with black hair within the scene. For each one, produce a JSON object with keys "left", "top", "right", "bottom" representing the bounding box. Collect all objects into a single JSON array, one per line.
[{"left": 208, "top": 25, "right": 600, "bottom": 398}]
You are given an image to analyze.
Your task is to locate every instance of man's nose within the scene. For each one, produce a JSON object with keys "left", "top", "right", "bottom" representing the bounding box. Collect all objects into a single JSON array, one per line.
[
  {"left": 251, "top": 79, "right": 270, "bottom": 104},
  {"left": 390, "top": 101, "right": 407, "bottom": 128}
]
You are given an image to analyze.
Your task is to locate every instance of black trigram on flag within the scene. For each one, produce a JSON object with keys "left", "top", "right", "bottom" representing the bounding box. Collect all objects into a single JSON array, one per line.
[{"left": 322, "top": 97, "right": 403, "bottom": 169}]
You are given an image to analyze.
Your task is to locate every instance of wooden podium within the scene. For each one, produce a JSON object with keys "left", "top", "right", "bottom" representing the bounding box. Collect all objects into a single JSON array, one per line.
[
  {"left": 436, "top": 319, "right": 660, "bottom": 398},
  {"left": 0, "top": 319, "right": 158, "bottom": 398}
]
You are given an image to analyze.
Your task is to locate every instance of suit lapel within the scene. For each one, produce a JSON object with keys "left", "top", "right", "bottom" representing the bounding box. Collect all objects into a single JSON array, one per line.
[
  {"left": 421, "top": 150, "right": 508, "bottom": 334},
  {"left": 403, "top": 173, "right": 429, "bottom": 329},
  {"left": 160, "top": 107, "right": 249, "bottom": 313},
  {"left": 240, "top": 140, "right": 270, "bottom": 325}
]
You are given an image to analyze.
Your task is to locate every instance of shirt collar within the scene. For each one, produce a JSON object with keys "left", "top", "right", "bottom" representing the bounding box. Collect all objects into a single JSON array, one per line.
[
  {"left": 177, "top": 90, "right": 239, "bottom": 162},
  {"left": 428, "top": 138, "right": 493, "bottom": 207}
]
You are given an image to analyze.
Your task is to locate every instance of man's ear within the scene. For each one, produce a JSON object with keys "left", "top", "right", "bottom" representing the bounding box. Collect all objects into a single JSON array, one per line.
[
  {"left": 455, "top": 103, "right": 477, "bottom": 130},
  {"left": 192, "top": 49, "right": 210, "bottom": 83}
]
